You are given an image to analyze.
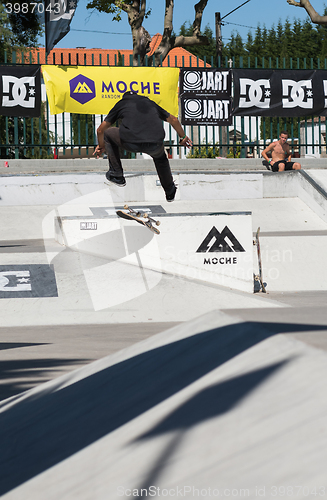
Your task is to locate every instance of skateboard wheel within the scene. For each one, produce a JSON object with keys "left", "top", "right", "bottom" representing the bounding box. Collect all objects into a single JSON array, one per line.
[
  {"left": 143, "top": 213, "right": 148, "bottom": 218},
  {"left": 124, "top": 204, "right": 129, "bottom": 209},
  {"left": 156, "top": 221, "right": 160, "bottom": 226},
  {"left": 136, "top": 212, "right": 141, "bottom": 217}
]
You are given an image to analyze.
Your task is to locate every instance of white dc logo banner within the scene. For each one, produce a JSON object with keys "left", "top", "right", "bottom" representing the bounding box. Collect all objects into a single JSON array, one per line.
[
  {"left": 233, "top": 69, "right": 327, "bottom": 117},
  {"left": 324, "top": 80, "right": 327, "bottom": 108},
  {"left": 2, "top": 76, "right": 36, "bottom": 108},
  {"left": 239, "top": 78, "right": 271, "bottom": 109},
  {"left": 0, "top": 65, "right": 41, "bottom": 117},
  {"left": 282, "top": 79, "right": 313, "bottom": 109}
]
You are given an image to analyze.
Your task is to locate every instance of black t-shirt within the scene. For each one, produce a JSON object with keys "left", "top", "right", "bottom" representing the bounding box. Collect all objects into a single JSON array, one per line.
[{"left": 104, "top": 92, "right": 170, "bottom": 143}]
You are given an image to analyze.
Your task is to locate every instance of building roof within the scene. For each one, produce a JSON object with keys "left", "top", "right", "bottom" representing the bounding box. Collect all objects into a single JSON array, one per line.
[{"left": 22, "top": 33, "right": 210, "bottom": 68}]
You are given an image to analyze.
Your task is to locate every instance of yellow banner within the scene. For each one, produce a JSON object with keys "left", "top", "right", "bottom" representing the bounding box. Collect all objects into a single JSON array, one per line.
[{"left": 42, "top": 65, "right": 180, "bottom": 116}]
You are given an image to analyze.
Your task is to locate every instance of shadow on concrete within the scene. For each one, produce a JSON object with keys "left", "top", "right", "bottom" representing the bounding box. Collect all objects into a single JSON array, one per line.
[
  {"left": 0, "top": 342, "right": 48, "bottom": 351},
  {"left": 0, "top": 319, "right": 326, "bottom": 495},
  {"left": 133, "top": 362, "right": 286, "bottom": 493},
  {"left": 0, "top": 357, "right": 88, "bottom": 402},
  {"left": 0, "top": 239, "right": 46, "bottom": 253}
]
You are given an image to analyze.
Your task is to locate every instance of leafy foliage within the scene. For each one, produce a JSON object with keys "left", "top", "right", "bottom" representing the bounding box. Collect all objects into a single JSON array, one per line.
[
  {"left": 220, "top": 14, "right": 327, "bottom": 141},
  {"left": 86, "top": 0, "right": 151, "bottom": 22},
  {"left": 0, "top": 1, "right": 43, "bottom": 62},
  {"left": 71, "top": 114, "right": 96, "bottom": 146},
  {"left": 0, "top": 103, "right": 54, "bottom": 159},
  {"left": 177, "top": 22, "right": 216, "bottom": 61},
  {"left": 187, "top": 141, "right": 220, "bottom": 158},
  {"left": 222, "top": 11, "right": 327, "bottom": 66},
  {"left": 260, "top": 116, "right": 301, "bottom": 143}
]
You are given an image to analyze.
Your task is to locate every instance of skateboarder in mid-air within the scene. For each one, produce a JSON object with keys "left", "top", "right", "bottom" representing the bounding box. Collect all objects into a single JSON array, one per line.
[
  {"left": 94, "top": 91, "right": 192, "bottom": 202},
  {"left": 261, "top": 131, "right": 301, "bottom": 172}
]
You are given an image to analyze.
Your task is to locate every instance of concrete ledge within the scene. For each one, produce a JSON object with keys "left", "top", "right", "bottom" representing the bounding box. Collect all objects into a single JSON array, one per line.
[
  {"left": 0, "top": 171, "right": 267, "bottom": 206},
  {"left": 1, "top": 157, "right": 326, "bottom": 176},
  {"left": 55, "top": 211, "right": 254, "bottom": 296},
  {"left": 0, "top": 169, "right": 320, "bottom": 206}
]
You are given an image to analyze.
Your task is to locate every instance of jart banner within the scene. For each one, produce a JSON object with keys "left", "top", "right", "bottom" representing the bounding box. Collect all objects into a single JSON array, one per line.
[
  {"left": 42, "top": 66, "right": 179, "bottom": 116},
  {"left": 179, "top": 68, "right": 232, "bottom": 125},
  {"left": 0, "top": 65, "right": 41, "bottom": 117},
  {"left": 233, "top": 69, "right": 327, "bottom": 117}
]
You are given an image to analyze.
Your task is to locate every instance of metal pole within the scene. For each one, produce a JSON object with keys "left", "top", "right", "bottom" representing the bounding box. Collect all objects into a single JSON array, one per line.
[
  {"left": 215, "top": 12, "right": 222, "bottom": 67},
  {"left": 216, "top": 12, "right": 227, "bottom": 156}
]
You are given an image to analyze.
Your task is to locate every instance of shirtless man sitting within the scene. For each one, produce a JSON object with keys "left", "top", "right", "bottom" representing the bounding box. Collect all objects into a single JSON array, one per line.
[{"left": 262, "top": 131, "right": 301, "bottom": 172}]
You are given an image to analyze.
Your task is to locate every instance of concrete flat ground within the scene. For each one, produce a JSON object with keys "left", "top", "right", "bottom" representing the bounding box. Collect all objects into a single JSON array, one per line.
[
  {"left": 1, "top": 196, "right": 326, "bottom": 399},
  {"left": 1, "top": 176, "right": 327, "bottom": 499}
]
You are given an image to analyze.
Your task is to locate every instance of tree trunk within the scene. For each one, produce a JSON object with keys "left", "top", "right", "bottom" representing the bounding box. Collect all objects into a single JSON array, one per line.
[
  {"left": 287, "top": 0, "right": 327, "bottom": 24},
  {"left": 132, "top": 26, "right": 152, "bottom": 66},
  {"left": 152, "top": 0, "right": 210, "bottom": 66}
]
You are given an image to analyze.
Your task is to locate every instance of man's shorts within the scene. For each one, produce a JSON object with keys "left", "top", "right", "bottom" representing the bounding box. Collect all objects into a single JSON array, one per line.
[{"left": 271, "top": 160, "right": 294, "bottom": 172}]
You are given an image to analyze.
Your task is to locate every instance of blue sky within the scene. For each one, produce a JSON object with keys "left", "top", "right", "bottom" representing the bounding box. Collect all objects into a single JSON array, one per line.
[{"left": 38, "top": 0, "right": 327, "bottom": 50}]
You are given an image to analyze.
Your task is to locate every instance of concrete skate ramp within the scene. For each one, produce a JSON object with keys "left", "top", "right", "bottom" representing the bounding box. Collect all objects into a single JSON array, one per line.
[
  {"left": 1, "top": 310, "right": 327, "bottom": 498},
  {"left": 52, "top": 193, "right": 327, "bottom": 293}
]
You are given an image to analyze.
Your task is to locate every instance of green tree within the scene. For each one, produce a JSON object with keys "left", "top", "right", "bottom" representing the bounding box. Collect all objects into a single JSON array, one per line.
[
  {"left": 252, "top": 25, "right": 264, "bottom": 60},
  {"left": 0, "top": 103, "right": 54, "bottom": 159},
  {"left": 71, "top": 114, "right": 96, "bottom": 146},
  {"left": 291, "top": 18, "right": 303, "bottom": 59},
  {"left": 0, "top": 2, "right": 46, "bottom": 159},
  {"left": 265, "top": 25, "right": 278, "bottom": 62},
  {"left": 177, "top": 22, "right": 216, "bottom": 61},
  {"left": 260, "top": 116, "right": 301, "bottom": 144},
  {"left": 223, "top": 31, "right": 245, "bottom": 64},
  {"left": 0, "top": 1, "right": 43, "bottom": 61},
  {"left": 316, "top": 22, "right": 327, "bottom": 60},
  {"left": 224, "top": 14, "right": 327, "bottom": 68},
  {"left": 280, "top": 18, "right": 292, "bottom": 58},
  {"left": 86, "top": 0, "right": 211, "bottom": 66},
  {"left": 6, "top": 1, "right": 42, "bottom": 45}
]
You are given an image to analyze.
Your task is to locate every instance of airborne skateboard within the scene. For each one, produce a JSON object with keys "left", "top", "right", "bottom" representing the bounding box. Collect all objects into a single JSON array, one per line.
[
  {"left": 253, "top": 227, "right": 266, "bottom": 293},
  {"left": 116, "top": 205, "right": 161, "bottom": 235}
]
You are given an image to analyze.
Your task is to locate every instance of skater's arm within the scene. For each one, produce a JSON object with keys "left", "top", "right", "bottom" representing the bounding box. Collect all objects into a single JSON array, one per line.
[
  {"left": 94, "top": 121, "right": 111, "bottom": 158},
  {"left": 166, "top": 115, "right": 192, "bottom": 148},
  {"left": 285, "top": 143, "right": 292, "bottom": 162},
  {"left": 261, "top": 142, "right": 275, "bottom": 165}
]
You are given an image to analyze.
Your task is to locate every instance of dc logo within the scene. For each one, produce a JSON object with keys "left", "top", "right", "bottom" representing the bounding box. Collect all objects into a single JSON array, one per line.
[
  {"left": 183, "top": 99, "right": 203, "bottom": 119},
  {"left": 282, "top": 79, "right": 313, "bottom": 109},
  {"left": 324, "top": 81, "right": 327, "bottom": 108},
  {"left": 239, "top": 78, "right": 271, "bottom": 109},
  {"left": 182, "top": 71, "right": 202, "bottom": 91},
  {"left": 0, "top": 271, "right": 31, "bottom": 292},
  {"left": 50, "top": 0, "right": 76, "bottom": 21},
  {"left": 2, "top": 75, "right": 36, "bottom": 109}
]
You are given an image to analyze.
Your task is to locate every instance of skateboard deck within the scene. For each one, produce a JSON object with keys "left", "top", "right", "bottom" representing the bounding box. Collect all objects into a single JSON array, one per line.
[
  {"left": 254, "top": 227, "right": 266, "bottom": 293},
  {"left": 116, "top": 205, "right": 160, "bottom": 235}
]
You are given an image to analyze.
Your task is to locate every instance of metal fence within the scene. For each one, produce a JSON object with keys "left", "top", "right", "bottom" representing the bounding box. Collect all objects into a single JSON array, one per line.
[{"left": 1, "top": 51, "right": 326, "bottom": 160}]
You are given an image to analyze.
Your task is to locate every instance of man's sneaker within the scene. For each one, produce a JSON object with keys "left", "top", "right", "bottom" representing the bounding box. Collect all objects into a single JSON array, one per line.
[
  {"left": 105, "top": 172, "right": 126, "bottom": 187},
  {"left": 166, "top": 185, "right": 177, "bottom": 202}
]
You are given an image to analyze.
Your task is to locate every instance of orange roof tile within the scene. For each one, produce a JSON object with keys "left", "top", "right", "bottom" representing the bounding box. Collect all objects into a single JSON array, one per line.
[{"left": 20, "top": 33, "right": 210, "bottom": 68}]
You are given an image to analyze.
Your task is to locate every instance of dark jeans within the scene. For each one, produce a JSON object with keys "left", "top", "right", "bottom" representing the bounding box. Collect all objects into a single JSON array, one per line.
[{"left": 103, "top": 127, "right": 175, "bottom": 195}]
